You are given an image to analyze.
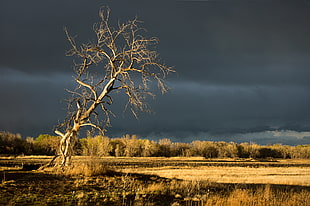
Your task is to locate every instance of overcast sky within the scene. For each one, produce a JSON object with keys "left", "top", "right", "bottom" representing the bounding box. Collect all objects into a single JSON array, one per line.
[{"left": 1, "top": 0, "right": 310, "bottom": 145}]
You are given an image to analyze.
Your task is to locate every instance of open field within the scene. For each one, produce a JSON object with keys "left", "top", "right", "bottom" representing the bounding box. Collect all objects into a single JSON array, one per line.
[
  {"left": 0, "top": 156, "right": 309, "bottom": 205},
  {"left": 120, "top": 158, "right": 310, "bottom": 186}
]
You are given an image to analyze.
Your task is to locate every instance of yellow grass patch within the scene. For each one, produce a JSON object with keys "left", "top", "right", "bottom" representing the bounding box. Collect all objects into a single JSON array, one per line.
[{"left": 123, "top": 165, "right": 310, "bottom": 186}]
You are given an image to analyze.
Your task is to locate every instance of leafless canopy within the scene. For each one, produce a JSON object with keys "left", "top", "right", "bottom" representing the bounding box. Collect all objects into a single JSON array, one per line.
[{"left": 45, "top": 7, "right": 174, "bottom": 168}]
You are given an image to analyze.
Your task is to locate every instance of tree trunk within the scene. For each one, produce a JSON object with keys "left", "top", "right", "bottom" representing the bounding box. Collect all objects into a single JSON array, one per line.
[
  {"left": 41, "top": 79, "right": 115, "bottom": 169},
  {"left": 59, "top": 130, "right": 76, "bottom": 167},
  {"left": 40, "top": 126, "right": 79, "bottom": 169}
]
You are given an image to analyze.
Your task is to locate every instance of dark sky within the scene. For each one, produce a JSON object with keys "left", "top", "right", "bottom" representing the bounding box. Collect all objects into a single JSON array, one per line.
[{"left": 1, "top": 0, "right": 310, "bottom": 145}]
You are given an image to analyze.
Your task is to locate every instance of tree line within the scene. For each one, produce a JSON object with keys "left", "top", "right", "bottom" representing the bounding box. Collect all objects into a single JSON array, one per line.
[{"left": 0, "top": 131, "right": 309, "bottom": 159}]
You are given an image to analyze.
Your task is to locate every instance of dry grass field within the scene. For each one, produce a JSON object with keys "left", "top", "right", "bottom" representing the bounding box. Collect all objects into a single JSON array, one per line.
[
  {"left": 0, "top": 156, "right": 309, "bottom": 205},
  {"left": 123, "top": 164, "right": 310, "bottom": 186}
]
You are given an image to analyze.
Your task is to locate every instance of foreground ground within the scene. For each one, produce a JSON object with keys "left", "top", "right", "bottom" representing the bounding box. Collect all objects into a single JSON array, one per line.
[{"left": 0, "top": 156, "right": 309, "bottom": 205}]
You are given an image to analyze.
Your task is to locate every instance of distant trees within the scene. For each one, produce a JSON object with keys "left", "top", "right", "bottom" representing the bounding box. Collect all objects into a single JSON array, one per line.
[
  {"left": 1, "top": 131, "right": 310, "bottom": 159},
  {"left": 0, "top": 132, "right": 59, "bottom": 155},
  {"left": 0, "top": 131, "right": 25, "bottom": 154},
  {"left": 80, "top": 135, "right": 112, "bottom": 156},
  {"left": 76, "top": 135, "right": 310, "bottom": 159}
]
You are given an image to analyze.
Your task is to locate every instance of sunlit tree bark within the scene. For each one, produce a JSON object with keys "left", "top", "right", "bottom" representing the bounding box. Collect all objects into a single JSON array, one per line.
[{"left": 43, "top": 7, "right": 174, "bottom": 168}]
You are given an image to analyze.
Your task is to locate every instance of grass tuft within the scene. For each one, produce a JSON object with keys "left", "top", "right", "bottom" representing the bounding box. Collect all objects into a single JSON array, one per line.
[{"left": 62, "top": 158, "right": 112, "bottom": 177}]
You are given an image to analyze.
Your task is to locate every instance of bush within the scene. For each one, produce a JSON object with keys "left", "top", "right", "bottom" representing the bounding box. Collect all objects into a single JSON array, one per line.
[
  {"left": 191, "top": 141, "right": 219, "bottom": 158},
  {"left": 216, "top": 142, "right": 238, "bottom": 158},
  {"left": 122, "top": 134, "right": 143, "bottom": 157},
  {"left": 33, "top": 134, "right": 61, "bottom": 155},
  {"left": 237, "top": 143, "right": 260, "bottom": 158},
  {"left": 62, "top": 158, "right": 111, "bottom": 176},
  {"left": 80, "top": 136, "right": 112, "bottom": 156},
  {"left": 289, "top": 145, "right": 310, "bottom": 159},
  {"left": 110, "top": 139, "right": 126, "bottom": 157},
  {"left": 0, "top": 131, "right": 27, "bottom": 154},
  {"left": 141, "top": 139, "right": 161, "bottom": 157},
  {"left": 258, "top": 147, "right": 282, "bottom": 158},
  {"left": 158, "top": 138, "right": 173, "bottom": 157}
]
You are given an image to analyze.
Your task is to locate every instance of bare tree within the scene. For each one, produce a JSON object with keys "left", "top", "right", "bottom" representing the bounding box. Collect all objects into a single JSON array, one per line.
[{"left": 44, "top": 7, "right": 174, "bottom": 168}]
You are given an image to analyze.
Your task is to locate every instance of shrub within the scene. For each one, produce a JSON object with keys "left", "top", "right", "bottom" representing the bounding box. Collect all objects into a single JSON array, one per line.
[
  {"left": 0, "top": 131, "right": 26, "bottom": 154},
  {"left": 62, "top": 157, "right": 111, "bottom": 176},
  {"left": 258, "top": 147, "right": 282, "bottom": 158},
  {"left": 174, "top": 142, "right": 192, "bottom": 157},
  {"left": 141, "top": 139, "right": 161, "bottom": 157},
  {"left": 110, "top": 139, "right": 126, "bottom": 157},
  {"left": 158, "top": 138, "right": 173, "bottom": 157},
  {"left": 33, "top": 134, "right": 61, "bottom": 155},
  {"left": 216, "top": 141, "right": 238, "bottom": 158},
  {"left": 122, "top": 134, "right": 143, "bottom": 157},
  {"left": 289, "top": 145, "right": 310, "bottom": 159},
  {"left": 80, "top": 135, "right": 112, "bottom": 156},
  {"left": 191, "top": 141, "right": 219, "bottom": 158}
]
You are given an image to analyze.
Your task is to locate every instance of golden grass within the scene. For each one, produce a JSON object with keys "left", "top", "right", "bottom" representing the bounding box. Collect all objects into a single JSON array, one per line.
[
  {"left": 123, "top": 165, "right": 310, "bottom": 186},
  {"left": 134, "top": 179, "right": 310, "bottom": 206},
  {"left": 203, "top": 186, "right": 310, "bottom": 206},
  {"left": 1, "top": 156, "right": 309, "bottom": 205},
  {"left": 57, "top": 157, "right": 111, "bottom": 177}
]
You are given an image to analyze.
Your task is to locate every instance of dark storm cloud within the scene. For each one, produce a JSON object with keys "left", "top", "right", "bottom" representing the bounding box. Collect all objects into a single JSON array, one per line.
[
  {"left": 0, "top": 68, "right": 73, "bottom": 136},
  {"left": 108, "top": 81, "right": 310, "bottom": 134},
  {"left": 167, "top": 0, "right": 310, "bottom": 86},
  {"left": 0, "top": 0, "right": 175, "bottom": 73},
  {"left": 1, "top": 0, "right": 310, "bottom": 145},
  {"left": 0, "top": 0, "right": 102, "bottom": 72}
]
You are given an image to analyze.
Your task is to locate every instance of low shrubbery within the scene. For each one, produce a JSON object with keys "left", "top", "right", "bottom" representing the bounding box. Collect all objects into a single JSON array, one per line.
[
  {"left": 0, "top": 132, "right": 60, "bottom": 155},
  {"left": 0, "top": 132, "right": 26, "bottom": 154},
  {"left": 1, "top": 131, "right": 309, "bottom": 159}
]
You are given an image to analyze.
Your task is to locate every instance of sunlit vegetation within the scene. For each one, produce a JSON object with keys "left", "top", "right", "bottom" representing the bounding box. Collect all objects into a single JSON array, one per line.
[
  {"left": 123, "top": 160, "right": 310, "bottom": 186},
  {"left": 1, "top": 131, "right": 309, "bottom": 159},
  {"left": 1, "top": 156, "right": 309, "bottom": 205},
  {"left": 0, "top": 132, "right": 60, "bottom": 155},
  {"left": 0, "top": 132, "right": 310, "bottom": 206},
  {"left": 1, "top": 131, "right": 309, "bottom": 205}
]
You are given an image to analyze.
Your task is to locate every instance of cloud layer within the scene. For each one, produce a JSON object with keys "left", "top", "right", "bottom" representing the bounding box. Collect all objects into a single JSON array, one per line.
[{"left": 1, "top": 0, "right": 310, "bottom": 145}]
